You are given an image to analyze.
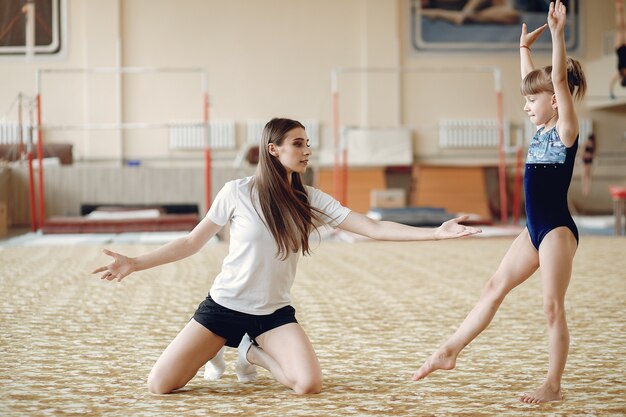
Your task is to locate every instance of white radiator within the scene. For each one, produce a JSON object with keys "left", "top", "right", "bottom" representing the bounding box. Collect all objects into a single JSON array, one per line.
[
  {"left": 169, "top": 120, "right": 235, "bottom": 150},
  {"left": 439, "top": 119, "right": 511, "bottom": 148},
  {"left": 523, "top": 118, "right": 592, "bottom": 146},
  {"left": 246, "top": 120, "right": 319, "bottom": 148},
  {"left": 246, "top": 120, "right": 267, "bottom": 145},
  {"left": 0, "top": 121, "right": 36, "bottom": 145}
]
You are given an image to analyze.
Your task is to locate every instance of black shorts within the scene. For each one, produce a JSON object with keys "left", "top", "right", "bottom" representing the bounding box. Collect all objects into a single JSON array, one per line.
[{"left": 192, "top": 295, "right": 298, "bottom": 348}]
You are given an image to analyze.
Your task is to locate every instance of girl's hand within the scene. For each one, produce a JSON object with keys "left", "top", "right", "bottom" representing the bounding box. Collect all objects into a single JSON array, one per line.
[
  {"left": 92, "top": 248, "right": 137, "bottom": 282},
  {"left": 520, "top": 22, "right": 547, "bottom": 48},
  {"left": 434, "top": 215, "right": 482, "bottom": 240},
  {"left": 548, "top": 0, "right": 567, "bottom": 33}
]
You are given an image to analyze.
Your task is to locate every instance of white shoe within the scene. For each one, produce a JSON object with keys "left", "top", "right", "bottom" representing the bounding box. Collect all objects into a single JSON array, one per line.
[
  {"left": 204, "top": 346, "right": 226, "bottom": 380},
  {"left": 235, "top": 334, "right": 257, "bottom": 382}
]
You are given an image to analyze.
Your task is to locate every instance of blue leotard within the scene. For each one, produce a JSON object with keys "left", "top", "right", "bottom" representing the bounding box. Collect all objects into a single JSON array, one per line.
[{"left": 524, "top": 126, "right": 579, "bottom": 250}]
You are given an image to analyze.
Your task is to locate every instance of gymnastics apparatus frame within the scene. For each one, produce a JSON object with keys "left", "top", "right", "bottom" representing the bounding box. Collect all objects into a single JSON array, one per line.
[
  {"left": 28, "top": 66, "right": 210, "bottom": 231},
  {"left": 330, "top": 66, "right": 524, "bottom": 225}
]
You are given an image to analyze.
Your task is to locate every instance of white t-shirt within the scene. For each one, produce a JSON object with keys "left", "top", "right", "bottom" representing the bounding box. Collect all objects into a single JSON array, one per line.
[{"left": 207, "top": 176, "right": 351, "bottom": 314}]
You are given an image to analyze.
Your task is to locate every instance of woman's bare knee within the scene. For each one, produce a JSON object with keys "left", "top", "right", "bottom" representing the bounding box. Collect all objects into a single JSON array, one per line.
[
  {"left": 147, "top": 371, "right": 180, "bottom": 395},
  {"left": 287, "top": 369, "right": 323, "bottom": 395},
  {"left": 293, "top": 378, "right": 322, "bottom": 395},
  {"left": 147, "top": 377, "right": 170, "bottom": 395}
]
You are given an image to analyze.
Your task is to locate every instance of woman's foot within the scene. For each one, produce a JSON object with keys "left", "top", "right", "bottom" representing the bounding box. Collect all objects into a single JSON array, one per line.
[
  {"left": 519, "top": 381, "right": 563, "bottom": 403},
  {"left": 235, "top": 334, "right": 257, "bottom": 382},
  {"left": 203, "top": 346, "right": 226, "bottom": 380},
  {"left": 412, "top": 348, "right": 457, "bottom": 380}
]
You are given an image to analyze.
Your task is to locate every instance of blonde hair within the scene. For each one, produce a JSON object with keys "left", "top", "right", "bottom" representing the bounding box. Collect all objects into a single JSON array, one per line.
[
  {"left": 251, "top": 118, "right": 323, "bottom": 260},
  {"left": 521, "top": 57, "right": 587, "bottom": 101}
]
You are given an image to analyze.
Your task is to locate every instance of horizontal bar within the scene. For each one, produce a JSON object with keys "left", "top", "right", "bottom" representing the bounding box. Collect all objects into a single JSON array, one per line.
[
  {"left": 334, "top": 66, "right": 500, "bottom": 75},
  {"left": 42, "top": 122, "right": 206, "bottom": 130},
  {"left": 39, "top": 67, "right": 207, "bottom": 74}
]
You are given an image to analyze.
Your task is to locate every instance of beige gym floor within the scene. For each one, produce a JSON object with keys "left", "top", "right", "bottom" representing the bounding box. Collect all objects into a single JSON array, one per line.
[{"left": 1, "top": 236, "right": 624, "bottom": 416}]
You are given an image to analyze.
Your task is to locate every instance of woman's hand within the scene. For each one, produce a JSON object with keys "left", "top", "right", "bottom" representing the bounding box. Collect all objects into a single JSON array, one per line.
[
  {"left": 92, "top": 248, "right": 137, "bottom": 282},
  {"left": 547, "top": 0, "right": 567, "bottom": 33},
  {"left": 520, "top": 22, "right": 547, "bottom": 48},
  {"left": 434, "top": 215, "right": 482, "bottom": 240}
]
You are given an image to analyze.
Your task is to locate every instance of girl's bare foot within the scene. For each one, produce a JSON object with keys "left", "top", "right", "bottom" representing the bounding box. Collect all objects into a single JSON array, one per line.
[
  {"left": 412, "top": 348, "right": 457, "bottom": 380},
  {"left": 519, "top": 381, "right": 563, "bottom": 403}
]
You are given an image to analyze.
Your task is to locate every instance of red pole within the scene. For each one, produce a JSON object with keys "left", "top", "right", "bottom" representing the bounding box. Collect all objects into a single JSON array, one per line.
[
  {"left": 331, "top": 91, "right": 340, "bottom": 201},
  {"left": 495, "top": 90, "right": 507, "bottom": 224},
  {"left": 204, "top": 92, "right": 211, "bottom": 213},
  {"left": 36, "top": 94, "right": 45, "bottom": 230}
]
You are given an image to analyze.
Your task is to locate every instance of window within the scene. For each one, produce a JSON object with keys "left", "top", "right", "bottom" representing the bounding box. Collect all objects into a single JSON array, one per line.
[{"left": 0, "top": 0, "right": 65, "bottom": 56}]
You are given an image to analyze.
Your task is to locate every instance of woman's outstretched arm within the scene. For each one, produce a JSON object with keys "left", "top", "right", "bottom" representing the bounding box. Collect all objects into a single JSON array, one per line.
[
  {"left": 92, "top": 215, "right": 223, "bottom": 281},
  {"left": 336, "top": 212, "right": 481, "bottom": 241}
]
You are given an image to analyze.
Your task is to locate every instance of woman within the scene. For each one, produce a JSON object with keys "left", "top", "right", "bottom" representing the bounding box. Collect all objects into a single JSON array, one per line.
[{"left": 93, "top": 118, "right": 480, "bottom": 395}]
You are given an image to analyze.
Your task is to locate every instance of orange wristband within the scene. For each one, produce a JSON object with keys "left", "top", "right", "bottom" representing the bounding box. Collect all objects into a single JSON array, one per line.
[{"left": 520, "top": 45, "right": 531, "bottom": 51}]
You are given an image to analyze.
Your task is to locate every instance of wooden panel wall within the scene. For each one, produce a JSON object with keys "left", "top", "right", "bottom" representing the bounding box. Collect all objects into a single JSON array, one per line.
[
  {"left": 413, "top": 166, "right": 491, "bottom": 220},
  {"left": 316, "top": 167, "right": 386, "bottom": 213}
]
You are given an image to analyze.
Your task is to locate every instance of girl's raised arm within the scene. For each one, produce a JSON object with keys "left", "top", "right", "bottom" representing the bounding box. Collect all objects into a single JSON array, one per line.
[
  {"left": 519, "top": 23, "right": 547, "bottom": 79},
  {"left": 549, "top": 0, "right": 579, "bottom": 146}
]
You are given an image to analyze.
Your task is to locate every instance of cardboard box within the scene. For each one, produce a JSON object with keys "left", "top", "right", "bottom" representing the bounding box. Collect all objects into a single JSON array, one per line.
[{"left": 370, "top": 189, "right": 406, "bottom": 209}]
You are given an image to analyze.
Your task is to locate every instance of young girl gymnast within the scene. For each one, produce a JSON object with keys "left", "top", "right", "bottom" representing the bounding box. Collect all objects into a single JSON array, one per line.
[
  {"left": 92, "top": 117, "right": 480, "bottom": 395},
  {"left": 413, "top": 0, "right": 586, "bottom": 404}
]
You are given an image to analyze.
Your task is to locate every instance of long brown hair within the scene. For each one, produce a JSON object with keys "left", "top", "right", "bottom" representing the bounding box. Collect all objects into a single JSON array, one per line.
[
  {"left": 251, "top": 118, "right": 323, "bottom": 260},
  {"left": 520, "top": 57, "right": 587, "bottom": 101}
]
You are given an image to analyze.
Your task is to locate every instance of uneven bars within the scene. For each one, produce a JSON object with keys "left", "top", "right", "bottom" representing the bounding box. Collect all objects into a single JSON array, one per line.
[
  {"left": 35, "top": 66, "right": 211, "bottom": 230},
  {"left": 330, "top": 65, "right": 508, "bottom": 224}
]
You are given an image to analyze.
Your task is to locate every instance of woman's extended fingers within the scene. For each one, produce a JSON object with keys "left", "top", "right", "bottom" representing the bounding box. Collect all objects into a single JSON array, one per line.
[
  {"left": 450, "top": 215, "right": 482, "bottom": 235},
  {"left": 463, "top": 226, "right": 482, "bottom": 235},
  {"left": 102, "top": 248, "right": 120, "bottom": 259},
  {"left": 100, "top": 271, "right": 125, "bottom": 281},
  {"left": 441, "top": 215, "right": 481, "bottom": 236},
  {"left": 450, "top": 214, "right": 470, "bottom": 223},
  {"left": 93, "top": 248, "right": 130, "bottom": 281}
]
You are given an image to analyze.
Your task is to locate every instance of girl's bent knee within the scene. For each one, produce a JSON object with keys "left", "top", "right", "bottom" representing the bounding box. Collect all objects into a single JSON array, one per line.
[
  {"left": 482, "top": 279, "right": 507, "bottom": 304},
  {"left": 543, "top": 302, "right": 566, "bottom": 325}
]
